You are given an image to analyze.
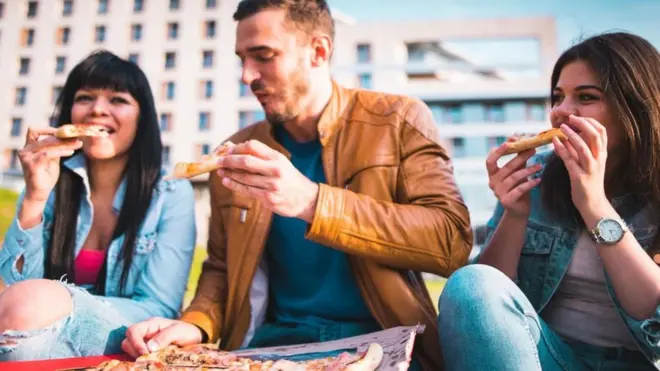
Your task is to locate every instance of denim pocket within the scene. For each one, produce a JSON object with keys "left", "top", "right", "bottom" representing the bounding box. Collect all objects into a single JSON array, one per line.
[{"left": 518, "top": 221, "right": 557, "bottom": 309}]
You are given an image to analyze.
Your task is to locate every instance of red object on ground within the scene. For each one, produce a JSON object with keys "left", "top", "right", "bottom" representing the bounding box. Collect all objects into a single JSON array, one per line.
[{"left": 1, "top": 353, "right": 132, "bottom": 371}]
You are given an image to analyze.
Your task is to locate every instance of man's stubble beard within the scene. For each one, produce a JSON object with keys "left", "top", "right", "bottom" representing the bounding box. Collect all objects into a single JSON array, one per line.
[{"left": 265, "top": 67, "right": 311, "bottom": 126}]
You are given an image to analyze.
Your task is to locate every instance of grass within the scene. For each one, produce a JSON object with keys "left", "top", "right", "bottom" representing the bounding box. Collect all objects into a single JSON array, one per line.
[
  {"left": 0, "top": 187, "right": 447, "bottom": 312},
  {"left": 182, "top": 246, "right": 447, "bottom": 311},
  {"left": 0, "top": 189, "right": 19, "bottom": 243}
]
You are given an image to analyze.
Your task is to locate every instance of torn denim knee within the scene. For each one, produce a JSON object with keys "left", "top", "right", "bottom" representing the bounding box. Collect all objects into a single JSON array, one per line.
[{"left": 0, "top": 315, "right": 67, "bottom": 356}]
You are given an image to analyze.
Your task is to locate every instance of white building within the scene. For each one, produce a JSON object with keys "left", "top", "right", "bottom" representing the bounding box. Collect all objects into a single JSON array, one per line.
[{"left": 0, "top": 0, "right": 558, "bottom": 246}]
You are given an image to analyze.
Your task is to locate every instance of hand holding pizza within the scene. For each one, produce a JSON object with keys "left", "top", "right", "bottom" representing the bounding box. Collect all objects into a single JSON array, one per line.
[
  {"left": 216, "top": 140, "right": 319, "bottom": 223},
  {"left": 122, "top": 317, "right": 203, "bottom": 358},
  {"left": 552, "top": 114, "right": 609, "bottom": 216},
  {"left": 486, "top": 138, "right": 543, "bottom": 218},
  {"left": 19, "top": 127, "right": 83, "bottom": 203}
]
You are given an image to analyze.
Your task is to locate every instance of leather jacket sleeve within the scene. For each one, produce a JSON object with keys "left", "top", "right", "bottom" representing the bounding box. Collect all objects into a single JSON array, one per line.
[{"left": 305, "top": 99, "right": 473, "bottom": 277}]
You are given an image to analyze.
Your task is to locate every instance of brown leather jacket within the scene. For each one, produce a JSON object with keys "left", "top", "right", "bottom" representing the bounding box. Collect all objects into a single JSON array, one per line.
[{"left": 181, "top": 81, "right": 473, "bottom": 370}]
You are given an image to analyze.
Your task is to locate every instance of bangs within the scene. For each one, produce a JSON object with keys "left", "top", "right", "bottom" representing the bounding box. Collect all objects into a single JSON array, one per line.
[{"left": 67, "top": 52, "right": 140, "bottom": 96}]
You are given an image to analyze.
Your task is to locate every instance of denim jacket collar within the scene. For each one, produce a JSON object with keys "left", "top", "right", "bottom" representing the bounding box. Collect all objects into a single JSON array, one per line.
[{"left": 63, "top": 152, "right": 127, "bottom": 213}]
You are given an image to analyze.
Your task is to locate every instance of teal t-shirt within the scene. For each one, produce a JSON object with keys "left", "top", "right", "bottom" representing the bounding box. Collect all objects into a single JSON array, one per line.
[{"left": 265, "top": 125, "right": 374, "bottom": 327}]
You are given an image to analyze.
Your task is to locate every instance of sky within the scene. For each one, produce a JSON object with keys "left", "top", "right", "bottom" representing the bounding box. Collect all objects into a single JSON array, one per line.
[{"left": 327, "top": 0, "right": 660, "bottom": 53}]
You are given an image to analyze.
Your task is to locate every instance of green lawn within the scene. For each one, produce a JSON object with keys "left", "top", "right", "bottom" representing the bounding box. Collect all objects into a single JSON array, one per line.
[{"left": 0, "top": 187, "right": 446, "bottom": 312}]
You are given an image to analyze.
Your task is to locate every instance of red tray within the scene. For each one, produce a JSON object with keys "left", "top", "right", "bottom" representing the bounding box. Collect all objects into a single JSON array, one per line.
[{"left": 2, "top": 353, "right": 132, "bottom": 371}]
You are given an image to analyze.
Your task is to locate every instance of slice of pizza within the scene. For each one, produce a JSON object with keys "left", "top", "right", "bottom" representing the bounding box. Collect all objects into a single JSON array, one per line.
[
  {"left": 137, "top": 343, "right": 243, "bottom": 369},
  {"left": 55, "top": 124, "right": 110, "bottom": 139},
  {"left": 167, "top": 140, "right": 235, "bottom": 179},
  {"left": 80, "top": 359, "right": 167, "bottom": 371},
  {"left": 503, "top": 128, "right": 567, "bottom": 155}
]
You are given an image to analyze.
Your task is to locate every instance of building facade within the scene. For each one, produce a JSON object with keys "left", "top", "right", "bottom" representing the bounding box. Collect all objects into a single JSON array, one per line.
[{"left": 0, "top": 0, "right": 558, "bottom": 246}]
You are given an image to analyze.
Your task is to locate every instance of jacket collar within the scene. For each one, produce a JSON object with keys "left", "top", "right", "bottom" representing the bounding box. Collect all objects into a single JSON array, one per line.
[
  {"left": 63, "top": 152, "right": 126, "bottom": 213},
  {"left": 316, "top": 80, "right": 354, "bottom": 147}
]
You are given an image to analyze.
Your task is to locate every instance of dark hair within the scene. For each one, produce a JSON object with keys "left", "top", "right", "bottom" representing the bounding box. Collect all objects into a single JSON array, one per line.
[
  {"left": 541, "top": 32, "right": 660, "bottom": 247},
  {"left": 46, "top": 50, "right": 163, "bottom": 295},
  {"left": 233, "top": 0, "right": 335, "bottom": 43}
]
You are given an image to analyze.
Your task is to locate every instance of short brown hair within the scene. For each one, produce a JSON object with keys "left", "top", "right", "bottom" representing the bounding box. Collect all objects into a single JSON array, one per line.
[{"left": 233, "top": 0, "right": 335, "bottom": 42}]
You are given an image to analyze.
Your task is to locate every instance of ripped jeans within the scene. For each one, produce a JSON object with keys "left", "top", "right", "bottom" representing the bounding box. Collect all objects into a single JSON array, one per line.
[{"left": 0, "top": 282, "right": 130, "bottom": 361}]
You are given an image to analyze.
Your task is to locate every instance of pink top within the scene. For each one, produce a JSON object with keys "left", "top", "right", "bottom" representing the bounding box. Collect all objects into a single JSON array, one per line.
[{"left": 74, "top": 249, "right": 106, "bottom": 286}]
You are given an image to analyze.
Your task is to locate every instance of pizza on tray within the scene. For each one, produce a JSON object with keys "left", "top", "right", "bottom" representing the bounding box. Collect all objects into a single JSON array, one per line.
[
  {"left": 81, "top": 342, "right": 385, "bottom": 371},
  {"left": 502, "top": 128, "right": 567, "bottom": 155},
  {"left": 167, "top": 141, "right": 236, "bottom": 180},
  {"left": 55, "top": 124, "right": 110, "bottom": 139}
]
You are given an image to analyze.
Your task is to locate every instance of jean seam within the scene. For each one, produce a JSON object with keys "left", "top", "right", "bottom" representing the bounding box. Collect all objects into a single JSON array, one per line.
[{"left": 524, "top": 312, "right": 573, "bottom": 371}]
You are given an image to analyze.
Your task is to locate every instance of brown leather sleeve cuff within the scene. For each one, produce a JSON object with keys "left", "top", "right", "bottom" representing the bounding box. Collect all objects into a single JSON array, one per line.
[
  {"left": 181, "top": 310, "right": 218, "bottom": 343},
  {"left": 306, "top": 183, "right": 344, "bottom": 243}
]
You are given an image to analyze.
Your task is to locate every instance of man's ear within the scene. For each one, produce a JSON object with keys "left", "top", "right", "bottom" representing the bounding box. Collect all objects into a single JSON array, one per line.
[{"left": 310, "top": 35, "right": 333, "bottom": 67}]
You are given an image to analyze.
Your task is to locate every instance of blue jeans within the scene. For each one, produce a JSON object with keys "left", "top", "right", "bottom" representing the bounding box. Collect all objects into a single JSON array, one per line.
[
  {"left": 437, "top": 264, "right": 654, "bottom": 371},
  {"left": 0, "top": 282, "right": 130, "bottom": 361}
]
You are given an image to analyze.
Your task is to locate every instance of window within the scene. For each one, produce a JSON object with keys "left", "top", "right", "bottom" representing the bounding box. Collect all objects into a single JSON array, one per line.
[
  {"left": 358, "top": 73, "right": 372, "bottom": 89},
  {"left": 169, "top": 0, "right": 179, "bottom": 10},
  {"left": 202, "top": 50, "right": 214, "bottom": 68},
  {"left": 445, "top": 104, "right": 463, "bottom": 124},
  {"left": 199, "top": 112, "right": 211, "bottom": 131},
  {"left": 356, "top": 44, "right": 371, "bottom": 63},
  {"left": 484, "top": 103, "right": 505, "bottom": 123},
  {"left": 9, "top": 149, "right": 20, "bottom": 170},
  {"left": 486, "top": 136, "right": 507, "bottom": 150},
  {"left": 200, "top": 143, "right": 211, "bottom": 155},
  {"left": 52, "top": 86, "right": 63, "bottom": 104},
  {"left": 15, "top": 87, "right": 27, "bottom": 106},
  {"left": 49, "top": 116, "right": 58, "bottom": 127},
  {"left": 0, "top": 2, "right": 4, "bottom": 19},
  {"left": 128, "top": 53, "right": 139, "bottom": 64},
  {"left": 202, "top": 80, "right": 213, "bottom": 99},
  {"left": 239, "top": 111, "right": 265, "bottom": 129},
  {"left": 167, "top": 22, "right": 178, "bottom": 40},
  {"left": 527, "top": 102, "right": 546, "bottom": 122},
  {"left": 95, "top": 25, "right": 106, "bottom": 43},
  {"left": 19, "top": 58, "right": 30, "bottom": 75},
  {"left": 164, "top": 52, "right": 176, "bottom": 69},
  {"left": 162, "top": 146, "right": 171, "bottom": 166},
  {"left": 133, "top": 0, "right": 144, "bottom": 13},
  {"left": 98, "top": 0, "right": 109, "bottom": 14},
  {"left": 55, "top": 56, "right": 66, "bottom": 73},
  {"left": 21, "top": 28, "right": 35, "bottom": 47},
  {"left": 160, "top": 113, "right": 172, "bottom": 132},
  {"left": 451, "top": 137, "right": 466, "bottom": 158},
  {"left": 27, "top": 1, "right": 38, "bottom": 18},
  {"left": 57, "top": 27, "right": 71, "bottom": 45},
  {"left": 239, "top": 81, "right": 251, "bottom": 97},
  {"left": 131, "top": 24, "right": 142, "bottom": 41},
  {"left": 204, "top": 20, "right": 216, "bottom": 38},
  {"left": 62, "top": 0, "right": 73, "bottom": 16},
  {"left": 206, "top": 0, "right": 216, "bottom": 9},
  {"left": 164, "top": 81, "right": 175, "bottom": 100},
  {"left": 11, "top": 118, "right": 23, "bottom": 137}
]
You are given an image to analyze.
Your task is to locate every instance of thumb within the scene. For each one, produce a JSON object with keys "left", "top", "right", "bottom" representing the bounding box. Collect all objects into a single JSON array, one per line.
[{"left": 147, "top": 323, "right": 200, "bottom": 352}]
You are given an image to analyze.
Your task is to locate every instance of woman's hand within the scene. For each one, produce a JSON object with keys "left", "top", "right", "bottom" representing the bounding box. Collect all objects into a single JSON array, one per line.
[
  {"left": 552, "top": 114, "right": 608, "bottom": 218},
  {"left": 18, "top": 127, "right": 82, "bottom": 203},
  {"left": 486, "top": 138, "right": 543, "bottom": 218}
]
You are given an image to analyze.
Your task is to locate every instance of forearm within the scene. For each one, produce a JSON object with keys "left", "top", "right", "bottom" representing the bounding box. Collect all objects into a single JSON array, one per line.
[
  {"left": 306, "top": 184, "right": 473, "bottom": 276},
  {"left": 17, "top": 197, "right": 46, "bottom": 230},
  {"left": 582, "top": 204, "right": 660, "bottom": 320},
  {"left": 478, "top": 211, "right": 528, "bottom": 279}
]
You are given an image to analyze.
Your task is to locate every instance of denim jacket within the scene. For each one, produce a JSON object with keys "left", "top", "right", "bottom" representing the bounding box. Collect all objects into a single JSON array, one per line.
[
  {"left": 0, "top": 153, "right": 197, "bottom": 324},
  {"left": 485, "top": 152, "right": 660, "bottom": 369}
]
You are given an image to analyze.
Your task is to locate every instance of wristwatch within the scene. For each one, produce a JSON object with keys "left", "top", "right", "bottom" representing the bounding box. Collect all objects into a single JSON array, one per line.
[{"left": 588, "top": 217, "right": 629, "bottom": 245}]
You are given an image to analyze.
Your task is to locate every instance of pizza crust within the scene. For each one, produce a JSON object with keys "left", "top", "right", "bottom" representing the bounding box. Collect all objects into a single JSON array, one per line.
[
  {"left": 503, "top": 128, "right": 567, "bottom": 155},
  {"left": 54, "top": 124, "right": 109, "bottom": 139},
  {"left": 167, "top": 141, "right": 235, "bottom": 179}
]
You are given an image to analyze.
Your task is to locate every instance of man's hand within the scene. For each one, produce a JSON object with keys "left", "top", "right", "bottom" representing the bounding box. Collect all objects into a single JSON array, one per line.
[
  {"left": 121, "top": 318, "right": 203, "bottom": 358},
  {"left": 216, "top": 140, "right": 319, "bottom": 223}
]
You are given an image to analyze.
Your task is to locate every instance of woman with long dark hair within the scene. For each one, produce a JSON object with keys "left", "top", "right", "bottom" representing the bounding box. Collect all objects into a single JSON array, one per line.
[
  {"left": 0, "top": 50, "right": 196, "bottom": 360},
  {"left": 437, "top": 32, "right": 660, "bottom": 370}
]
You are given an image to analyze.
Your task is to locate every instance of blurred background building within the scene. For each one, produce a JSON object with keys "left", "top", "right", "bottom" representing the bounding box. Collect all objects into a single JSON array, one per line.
[{"left": 0, "top": 0, "right": 560, "bottom": 246}]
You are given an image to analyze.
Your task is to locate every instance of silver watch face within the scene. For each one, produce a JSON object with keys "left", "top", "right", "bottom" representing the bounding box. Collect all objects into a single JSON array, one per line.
[{"left": 598, "top": 219, "right": 624, "bottom": 243}]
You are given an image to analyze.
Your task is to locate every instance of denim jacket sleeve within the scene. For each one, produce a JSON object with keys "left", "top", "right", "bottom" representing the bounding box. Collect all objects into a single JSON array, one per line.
[
  {"left": 100, "top": 179, "right": 197, "bottom": 323},
  {"left": 0, "top": 190, "right": 52, "bottom": 284}
]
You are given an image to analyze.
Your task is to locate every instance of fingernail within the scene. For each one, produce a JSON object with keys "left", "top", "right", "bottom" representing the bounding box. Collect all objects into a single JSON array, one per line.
[
  {"left": 147, "top": 340, "right": 159, "bottom": 352},
  {"left": 217, "top": 169, "right": 224, "bottom": 176}
]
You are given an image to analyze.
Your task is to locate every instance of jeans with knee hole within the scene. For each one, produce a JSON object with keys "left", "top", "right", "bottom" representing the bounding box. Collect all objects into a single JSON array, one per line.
[
  {"left": 0, "top": 282, "right": 130, "bottom": 361},
  {"left": 437, "top": 265, "right": 655, "bottom": 371}
]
